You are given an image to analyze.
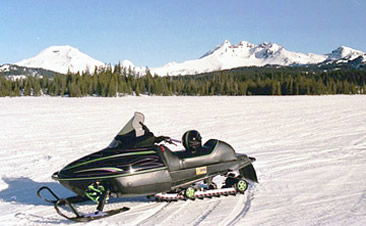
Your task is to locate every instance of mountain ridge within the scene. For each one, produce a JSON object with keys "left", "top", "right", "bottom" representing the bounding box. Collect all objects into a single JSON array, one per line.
[{"left": 5, "top": 41, "right": 366, "bottom": 76}]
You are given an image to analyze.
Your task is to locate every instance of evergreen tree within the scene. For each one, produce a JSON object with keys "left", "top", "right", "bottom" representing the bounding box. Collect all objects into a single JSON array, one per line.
[
  {"left": 24, "top": 78, "right": 32, "bottom": 96},
  {"left": 33, "top": 76, "right": 41, "bottom": 96}
]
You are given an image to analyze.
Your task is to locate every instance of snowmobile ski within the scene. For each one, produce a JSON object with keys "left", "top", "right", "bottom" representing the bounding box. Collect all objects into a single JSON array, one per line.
[
  {"left": 38, "top": 186, "right": 129, "bottom": 222},
  {"left": 37, "top": 186, "right": 88, "bottom": 204},
  {"left": 54, "top": 198, "right": 129, "bottom": 222}
]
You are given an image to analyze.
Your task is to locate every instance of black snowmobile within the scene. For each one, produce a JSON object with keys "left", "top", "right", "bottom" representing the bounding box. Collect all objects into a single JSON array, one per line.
[{"left": 38, "top": 112, "right": 258, "bottom": 222}]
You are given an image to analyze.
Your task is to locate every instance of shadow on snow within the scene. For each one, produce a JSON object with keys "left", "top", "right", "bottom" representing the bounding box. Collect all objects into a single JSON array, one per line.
[
  {"left": 0, "top": 177, "right": 73, "bottom": 206},
  {"left": 0, "top": 177, "right": 150, "bottom": 224},
  {"left": 0, "top": 176, "right": 148, "bottom": 207}
]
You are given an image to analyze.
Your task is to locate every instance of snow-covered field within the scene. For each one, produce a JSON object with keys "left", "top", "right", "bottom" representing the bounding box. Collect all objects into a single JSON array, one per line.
[{"left": 0, "top": 96, "right": 365, "bottom": 225}]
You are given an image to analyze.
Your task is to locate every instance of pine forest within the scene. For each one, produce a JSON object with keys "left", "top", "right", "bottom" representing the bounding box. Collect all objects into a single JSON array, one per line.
[{"left": 1, "top": 64, "right": 366, "bottom": 97}]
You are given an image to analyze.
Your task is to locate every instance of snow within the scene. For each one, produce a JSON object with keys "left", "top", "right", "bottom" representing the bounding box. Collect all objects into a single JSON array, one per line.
[
  {"left": 0, "top": 64, "right": 11, "bottom": 72},
  {"left": 15, "top": 46, "right": 105, "bottom": 74},
  {"left": 6, "top": 75, "right": 27, "bottom": 80},
  {"left": 0, "top": 95, "right": 366, "bottom": 225}
]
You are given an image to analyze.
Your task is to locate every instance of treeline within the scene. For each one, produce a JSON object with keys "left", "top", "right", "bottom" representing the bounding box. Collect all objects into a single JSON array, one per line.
[{"left": 1, "top": 65, "right": 366, "bottom": 97}]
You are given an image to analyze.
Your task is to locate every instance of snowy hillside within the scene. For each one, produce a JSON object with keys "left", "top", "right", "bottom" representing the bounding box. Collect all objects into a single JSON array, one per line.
[
  {"left": 0, "top": 96, "right": 366, "bottom": 225},
  {"left": 0, "top": 64, "right": 59, "bottom": 79},
  {"left": 0, "top": 64, "right": 11, "bottom": 72},
  {"left": 150, "top": 40, "right": 329, "bottom": 75},
  {"left": 15, "top": 46, "right": 105, "bottom": 74}
]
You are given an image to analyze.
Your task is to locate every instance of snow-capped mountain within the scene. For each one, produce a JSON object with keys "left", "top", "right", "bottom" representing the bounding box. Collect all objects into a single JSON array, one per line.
[
  {"left": 149, "top": 41, "right": 366, "bottom": 75},
  {"left": 149, "top": 40, "right": 329, "bottom": 75},
  {"left": 10, "top": 41, "right": 366, "bottom": 76},
  {"left": 15, "top": 45, "right": 105, "bottom": 74},
  {"left": 324, "top": 46, "right": 366, "bottom": 64}
]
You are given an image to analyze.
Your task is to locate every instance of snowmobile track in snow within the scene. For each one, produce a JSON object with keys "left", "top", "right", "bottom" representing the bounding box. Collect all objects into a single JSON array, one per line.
[
  {"left": 192, "top": 200, "right": 222, "bottom": 226},
  {"left": 133, "top": 185, "right": 254, "bottom": 226},
  {"left": 134, "top": 202, "right": 172, "bottom": 226},
  {"left": 224, "top": 184, "right": 254, "bottom": 226},
  {"left": 15, "top": 212, "right": 64, "bottom": 225}
]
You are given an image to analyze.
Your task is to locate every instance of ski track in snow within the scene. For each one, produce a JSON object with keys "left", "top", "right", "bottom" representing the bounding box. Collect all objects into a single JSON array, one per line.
[{"left": 1, "top": 96, "right": 366, "bottom": 225}]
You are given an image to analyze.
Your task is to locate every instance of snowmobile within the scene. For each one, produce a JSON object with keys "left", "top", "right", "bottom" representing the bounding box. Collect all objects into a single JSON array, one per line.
[{"left": 37, "top": 112, "right": 258, "bottom": 222}]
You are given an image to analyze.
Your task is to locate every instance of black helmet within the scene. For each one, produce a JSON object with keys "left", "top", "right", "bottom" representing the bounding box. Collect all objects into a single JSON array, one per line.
[{"left": 182, "top": 130, "right": 202, "bottom": 152}]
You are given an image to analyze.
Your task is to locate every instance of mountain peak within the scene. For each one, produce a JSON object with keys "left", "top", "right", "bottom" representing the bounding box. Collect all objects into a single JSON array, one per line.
[
  {"left": 200, "top": 40, "right": 233, "bottom": 58},
  {"left": 120, "top": 59, "right": 135, "bottom": 68},
  {"left": 15, "top": 45, "right": 105, "bottom": 74},
  {"left": 237, "top": 41, "right": 256, "bottom": 48},
  {"left": 327, "top": 45, "right": 365, "bottom": 61},
  {"left": 222, "top": 40, "right": 232, "bottom": 46},
  {"left": 46, "top": 45, "right": 74, "bottom": 49}
]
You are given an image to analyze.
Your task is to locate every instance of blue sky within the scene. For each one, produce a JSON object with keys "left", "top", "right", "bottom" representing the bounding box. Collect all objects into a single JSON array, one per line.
[{"left": 1, "top": 0, "right": 365, "bottom": 67}]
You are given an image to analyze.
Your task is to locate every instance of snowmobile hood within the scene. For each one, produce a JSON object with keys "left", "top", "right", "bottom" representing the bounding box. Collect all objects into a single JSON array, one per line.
[{"left": 53, "top": 147, "right": 166, "bottom": 181}]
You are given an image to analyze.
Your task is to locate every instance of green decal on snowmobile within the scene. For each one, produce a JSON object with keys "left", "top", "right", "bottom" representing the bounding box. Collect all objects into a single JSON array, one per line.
[
  {"left": 75, "top": 167, "right": 124, "bottom": 173},
  {"left": 57, "top": 166, "right": 168, "bottom": 181},
  {"left": 64, "top": 150, "right": 157, "bottom": 170}
]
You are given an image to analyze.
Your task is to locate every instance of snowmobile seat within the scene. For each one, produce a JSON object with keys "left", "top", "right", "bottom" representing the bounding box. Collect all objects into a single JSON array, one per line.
[
  {"left": 160, "top": 139, "right": 237, "bottom": 171},
  {"left": 179, "top": 139, "right": 237, "bottom": 169},
  {"left": 173, "top": 139, "right": 218, "bottom": 158}
]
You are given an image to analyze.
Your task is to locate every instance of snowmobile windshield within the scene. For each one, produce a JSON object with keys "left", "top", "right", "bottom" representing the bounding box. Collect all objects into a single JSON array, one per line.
[
  {"left": 118, "top": 112, "right": 145, "bottom": 137},
  {"left": 108, "top": 112, "right": 148, "bottom": 148}
]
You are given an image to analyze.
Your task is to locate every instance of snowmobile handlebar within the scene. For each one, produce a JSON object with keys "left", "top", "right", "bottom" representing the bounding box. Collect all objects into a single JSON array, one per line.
[
  {"left": 170, "top": 138, "right": 182, "bottom": 144},
  {"left": 155, "top": 136, "right": 181, "bottom": 145},
  {"left": 139, "top": 121, "right": 151, "bottom": 133},
  {"left": 138, "top": 122, "right": 182, "bottom": 145}
]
